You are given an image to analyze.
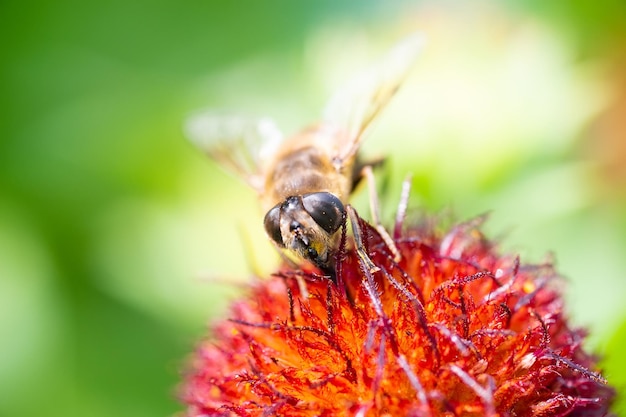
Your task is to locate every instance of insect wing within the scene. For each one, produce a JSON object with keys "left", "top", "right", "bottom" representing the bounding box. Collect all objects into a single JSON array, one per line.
[
  {"left": 185, "top": 112, "right": 284, "bottom": 193},
  {"left": 323, "top": 33, "right": 424, "bottom": 166}
]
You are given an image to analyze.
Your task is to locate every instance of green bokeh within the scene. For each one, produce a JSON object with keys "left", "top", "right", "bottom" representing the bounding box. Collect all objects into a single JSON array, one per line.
[{"left": 1, "top": 1, "right": 624, "bottom": 416}]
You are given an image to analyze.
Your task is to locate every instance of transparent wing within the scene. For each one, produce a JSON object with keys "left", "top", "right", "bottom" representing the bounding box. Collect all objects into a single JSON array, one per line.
[
  {"left": 185, "top": 112, "right": 284, "bottom": 193},
  {"left": 323, "top": 33, "right": 425, "bottom": 165}
]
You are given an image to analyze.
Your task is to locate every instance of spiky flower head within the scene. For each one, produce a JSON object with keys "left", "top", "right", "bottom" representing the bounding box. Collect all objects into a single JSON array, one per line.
[{"left": 180, "top": 209, "right": 614, "bottom": 416}]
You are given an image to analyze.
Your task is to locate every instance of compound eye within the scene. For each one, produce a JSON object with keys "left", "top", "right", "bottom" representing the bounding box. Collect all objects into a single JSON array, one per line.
[
  {"left": 263, "top": 205, "right": 284, "bottom": 247},
  {"left": 302, "top": 192, "right": 345, "bottom": 235}
]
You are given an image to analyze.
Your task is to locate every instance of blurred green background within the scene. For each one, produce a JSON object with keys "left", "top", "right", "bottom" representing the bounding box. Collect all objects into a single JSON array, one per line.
[{"left": 1, "top": 1, "right": 625, "bottom": 416}]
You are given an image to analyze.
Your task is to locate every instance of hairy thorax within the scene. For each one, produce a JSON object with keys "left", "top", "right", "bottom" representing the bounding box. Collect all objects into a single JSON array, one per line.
[{"left": 262, "top": 140, "right": 351, "bottom": 210}]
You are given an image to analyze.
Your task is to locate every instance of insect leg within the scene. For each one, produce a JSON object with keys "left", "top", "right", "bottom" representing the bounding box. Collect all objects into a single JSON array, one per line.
[
  {"left": 346, "top": 205, "right": 380, "bottom": 274},
  {"left": 361, "top": 165, "right": 402, "bottom": 262}
]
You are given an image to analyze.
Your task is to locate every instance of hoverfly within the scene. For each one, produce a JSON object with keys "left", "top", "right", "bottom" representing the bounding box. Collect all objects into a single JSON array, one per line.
[{"left": 186, "top": 34, "right": 423, "bottom": 275}]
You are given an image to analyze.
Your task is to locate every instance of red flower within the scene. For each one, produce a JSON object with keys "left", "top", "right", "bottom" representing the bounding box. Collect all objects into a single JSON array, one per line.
[{"left": 180, "top": 211, "right": 614, "bottom": 416}]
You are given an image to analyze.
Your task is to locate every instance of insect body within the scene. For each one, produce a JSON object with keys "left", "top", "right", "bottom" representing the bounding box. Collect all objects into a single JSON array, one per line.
[
  {"left": 186, "top": 34, "right": 423, "bottom": 273},
  {"left": 260, "top": 127, "right": 355, "bottom": 269}
]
